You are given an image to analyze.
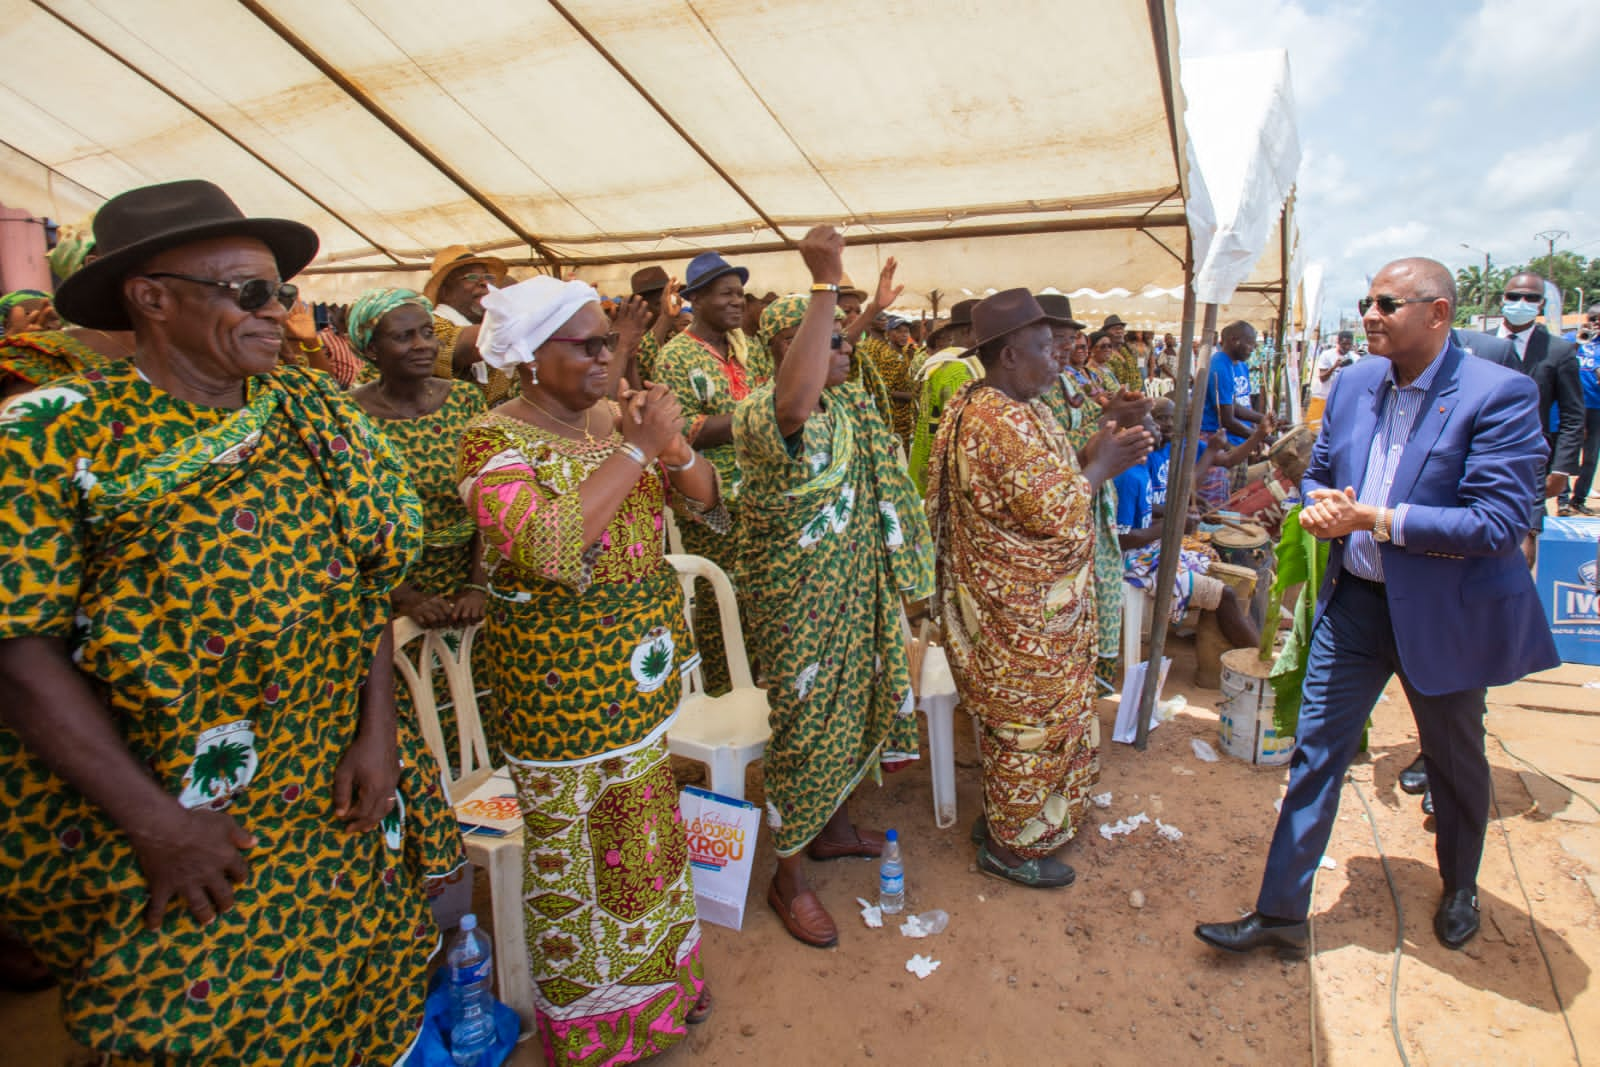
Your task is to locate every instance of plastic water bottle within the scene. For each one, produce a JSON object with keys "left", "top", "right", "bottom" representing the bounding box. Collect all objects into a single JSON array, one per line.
[
  {"left": 879, "top": 829, "right": 905, "bottom": 914},
  {"left": 447, "top": 914, "right": 496, "bottom": 1066}
]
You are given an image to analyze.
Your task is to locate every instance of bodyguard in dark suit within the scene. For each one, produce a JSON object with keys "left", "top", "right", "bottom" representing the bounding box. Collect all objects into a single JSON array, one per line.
[
  {"left": 1498, "top": 272, "right": 1584, "bottom": 512},
  {"left": 1451, "top": 327, "right": 1517, "bottom": 370},
  {"left": 1196, "top": 258, "right": 1559, "bottom": 957}
]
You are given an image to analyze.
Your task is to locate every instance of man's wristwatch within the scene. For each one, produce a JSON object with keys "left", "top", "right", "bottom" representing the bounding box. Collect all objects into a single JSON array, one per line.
[{"left": 1373, "top": 507, "right": 1392, "bottom": 544}]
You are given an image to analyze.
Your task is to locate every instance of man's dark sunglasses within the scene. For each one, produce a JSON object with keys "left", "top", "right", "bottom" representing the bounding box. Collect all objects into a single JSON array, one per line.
[
  {"left": 1501, "top": 291, "right": 1543, "bottom": 304},
  {"left": 141, "top": 272, "right": 298, "bottom": 312},
  {"left": 1358, "top": 294, "right": 1443, "bottom": 316},
  {"left": 548, "top": 332, "right": 621, "bottom": 358}
]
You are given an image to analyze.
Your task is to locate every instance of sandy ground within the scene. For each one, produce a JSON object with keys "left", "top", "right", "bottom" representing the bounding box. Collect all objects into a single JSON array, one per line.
[{"left": 5, "top": 636, "right": 1598, "bottom": 1066}]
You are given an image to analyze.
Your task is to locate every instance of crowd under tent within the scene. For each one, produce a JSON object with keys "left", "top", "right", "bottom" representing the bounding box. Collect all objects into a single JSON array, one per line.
[{"left": 2, "top": 0, "right": 1196, "bottom": 310}]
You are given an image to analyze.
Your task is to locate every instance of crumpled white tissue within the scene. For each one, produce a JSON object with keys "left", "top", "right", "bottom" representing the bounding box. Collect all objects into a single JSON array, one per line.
[
  {"left": 906, "top": 953, "right": 941, "bottom": 979},
  {"left": 1155, "top": 819, "right": 1184, "bottom": 841},
  {"left": 856, "top": 897, "right": 883, "bottom": 928},
  {"left": 1098, "top": 811, "right": 1151, "bottom": 840},
  {"left": 1091, "top": 792, "right": 1113, "bottom": 809}
]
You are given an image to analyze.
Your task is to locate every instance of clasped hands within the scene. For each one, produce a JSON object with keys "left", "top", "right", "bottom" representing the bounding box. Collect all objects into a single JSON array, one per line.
[
  {"left": 617, "top": 380, "right": 693, "bottom": 466},
  {"left": 1299, "top": 486, "right": 1378, "bottom": 540}
]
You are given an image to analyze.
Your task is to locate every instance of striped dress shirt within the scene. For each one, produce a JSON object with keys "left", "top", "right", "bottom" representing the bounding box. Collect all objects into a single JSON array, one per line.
[{"left": 1341, "top": 339, "right": 1448, "bottom": 582}]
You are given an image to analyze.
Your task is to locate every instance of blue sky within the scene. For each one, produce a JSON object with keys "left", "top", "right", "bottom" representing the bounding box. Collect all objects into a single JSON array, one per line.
[{"left": 1178, "top": 0, "right": 1598, "bottom": 331}]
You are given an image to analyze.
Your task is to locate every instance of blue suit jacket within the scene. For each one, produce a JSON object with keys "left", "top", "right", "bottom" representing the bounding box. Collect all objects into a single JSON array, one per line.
[{"left": 1307, "top": 342, "right": 1559, "bottom": 694}]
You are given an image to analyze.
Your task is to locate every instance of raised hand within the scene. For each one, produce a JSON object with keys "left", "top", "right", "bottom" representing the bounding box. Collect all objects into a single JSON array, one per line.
[
  {"left": 285, "top": 299, "right": 318, "bottom": 343},
  {"left": 799, "top": 226, "right": 845, "bottom": 286},
  {"left": 662, "top": 278, "right": 683, "bottom": 320},
  {"left": 613, "top": 295, "right": 652, "bottom": 347},
  {"left": 874, "top": 256, "right": 904, "bottom": 308}
]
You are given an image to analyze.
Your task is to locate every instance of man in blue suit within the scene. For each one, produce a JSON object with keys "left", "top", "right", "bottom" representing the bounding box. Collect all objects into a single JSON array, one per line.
[{"left": 1196, "top": 258, "right": 1559, "bottom": 955}]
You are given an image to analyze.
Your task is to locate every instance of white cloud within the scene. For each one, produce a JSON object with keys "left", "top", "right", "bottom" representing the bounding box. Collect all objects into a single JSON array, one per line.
[
  {"left": 1178, "top": 0, "right": 1369, "bottom": 108},
  {"left": 1347, "top": 222, "right": 1430, "bottom": 257},
  {"left": 1481, "top": 132, "right": 1592, "bottom": 209},
  {"left": 1452, "top": 0, "right": 1600, "bottom": 85}
]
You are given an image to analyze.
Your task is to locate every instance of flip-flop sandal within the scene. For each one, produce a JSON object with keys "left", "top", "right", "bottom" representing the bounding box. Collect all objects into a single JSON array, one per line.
[
  {"left": 806, "top": 828, "right": 885, "bottom": 862},
  {"left": 686, "top": 985, "right": 713, "bottom": 1025},
  {"left": 976, "top": 843, "right": 1076, "bottom": 889}
]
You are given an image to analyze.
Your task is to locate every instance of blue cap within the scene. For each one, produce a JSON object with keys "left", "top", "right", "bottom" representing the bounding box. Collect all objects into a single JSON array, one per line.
[
  {"left": 681, "top": 251, "right": 750, "bottom": 296},
  {"left": 460, "top": 914, "right": 478, "bottom": 931},
  {"left": 885, "top": 829, "right": 898, "bottom": 841}
]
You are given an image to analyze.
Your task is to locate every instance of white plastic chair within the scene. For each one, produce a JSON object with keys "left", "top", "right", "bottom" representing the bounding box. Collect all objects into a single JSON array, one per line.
[
  {"left": 664, "top": 554, "right": 771, "bottom": 801},
  {"left": 392, "top": 617, "right": 535, "bottom": 1032}
]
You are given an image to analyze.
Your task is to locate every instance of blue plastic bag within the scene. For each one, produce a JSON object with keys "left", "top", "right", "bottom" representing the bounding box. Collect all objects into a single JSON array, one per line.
[{"left": 409, "top": 971, "right": 521, "bottom": 1067}]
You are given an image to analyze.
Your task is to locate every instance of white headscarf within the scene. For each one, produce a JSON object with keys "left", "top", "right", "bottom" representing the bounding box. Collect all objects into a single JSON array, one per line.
[{"left": 478, "top": 276, "right": 600, "bottom": 370}]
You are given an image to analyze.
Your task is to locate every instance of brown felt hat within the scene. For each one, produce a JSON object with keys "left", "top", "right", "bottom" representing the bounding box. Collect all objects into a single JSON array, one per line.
[
  {"left": 630, "top": 266, "right": 669, "bottom": 295},
  {"left": 969, "top": 288, "right": 1069, "bottom": 349},
  {"left": 52, "top": 179, "right": 320, "bottom": 330}
]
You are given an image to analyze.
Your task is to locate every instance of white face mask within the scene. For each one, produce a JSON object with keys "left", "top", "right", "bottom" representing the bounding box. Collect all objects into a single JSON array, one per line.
[{"left": 1502, "top": 300, "right": 1540, "bottom": 327}]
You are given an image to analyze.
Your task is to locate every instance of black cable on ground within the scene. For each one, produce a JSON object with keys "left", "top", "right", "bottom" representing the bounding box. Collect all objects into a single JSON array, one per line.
[
  {"left": 1346, "top": 774, "right": 1413, "bottom": 1067},
  {"left": 1487, "top": 775, "right": 1583, "bottom": 1065}
]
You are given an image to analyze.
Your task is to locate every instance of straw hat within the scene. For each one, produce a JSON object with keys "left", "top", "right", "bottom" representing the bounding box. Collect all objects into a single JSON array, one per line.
[{"left": 423, "top": 244, "right": 509, "bottom": 303}]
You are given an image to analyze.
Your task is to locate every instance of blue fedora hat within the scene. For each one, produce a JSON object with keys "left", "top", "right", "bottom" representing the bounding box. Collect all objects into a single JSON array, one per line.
[{"left": 681, "top": 251, "right": 749, "bottom": 296}]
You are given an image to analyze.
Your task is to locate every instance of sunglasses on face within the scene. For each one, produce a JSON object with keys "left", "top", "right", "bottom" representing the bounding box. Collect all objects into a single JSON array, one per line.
[
  {"left": 1357, "top": 294, "right": 1442, "bottom": 316},
  {"left": 455, "top": 272, "right": 495, "bottom": 286},
  {"left": 548, "top": 332, "right": 620, "bottom": 358},
  {"left": 142, "top": 272, "right": 297, "bottom": 312},
  {"left": 1502, "top": 292, "right": 1543, "bottom": 304}
]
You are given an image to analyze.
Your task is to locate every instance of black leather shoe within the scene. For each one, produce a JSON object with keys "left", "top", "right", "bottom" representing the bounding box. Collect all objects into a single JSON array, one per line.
[
  {"left": 1421, "top": 789, "right": 1434, "bottom": 816},
  {"left": 1435, "top": 889, "right": 1479, "bottom": 949},
  {"left": 1194, "top": 913, "right": 1308, "bottom": 958},
  {"left": 1398, "top": 756, "right": 1429, "bottom": 796}
]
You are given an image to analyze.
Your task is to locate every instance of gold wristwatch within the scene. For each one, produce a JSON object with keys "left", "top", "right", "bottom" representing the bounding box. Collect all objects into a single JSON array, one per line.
[{"left": 1373, "top": 507, "right": 1392, "bottom": 543}]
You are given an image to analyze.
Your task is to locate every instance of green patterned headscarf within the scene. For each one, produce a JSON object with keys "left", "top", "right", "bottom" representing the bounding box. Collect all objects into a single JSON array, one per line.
[
  {"left": 347, "top": 287, "right": 433, "bottom": 354},
  {"left": 48, "top": 234, "right": 95, "bottom": 281},
  {"left": 758, "top": 293, "right": 845, "bottom": 347}
]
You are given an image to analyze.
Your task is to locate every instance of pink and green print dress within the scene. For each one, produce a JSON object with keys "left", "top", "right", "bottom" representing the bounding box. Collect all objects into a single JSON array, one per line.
[{"left": 456, "top": 406, "right": 728, "bottom": 1065}]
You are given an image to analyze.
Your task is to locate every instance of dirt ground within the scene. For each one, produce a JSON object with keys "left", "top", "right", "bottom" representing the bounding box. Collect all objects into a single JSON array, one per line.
[{"left": 5, "top": 635, "right": 1598, "bottom": 1066}]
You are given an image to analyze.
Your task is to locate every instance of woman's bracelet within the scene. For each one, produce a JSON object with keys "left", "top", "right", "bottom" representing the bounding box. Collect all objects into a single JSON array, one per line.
[
  {"left": 663, "top": 450, "right": 698, "bottom": 473},
  {"left": 297, "top": 339, "right": 324, "bottom": 353},
  {"left": 462, "top": 583, "right": 491, "bottom": 595},
  {"left": 810, "top": 283, "right": 840, "bottom": 294},
  {"left": 617, "top": 442, "right": 648, "bottom": 466}
]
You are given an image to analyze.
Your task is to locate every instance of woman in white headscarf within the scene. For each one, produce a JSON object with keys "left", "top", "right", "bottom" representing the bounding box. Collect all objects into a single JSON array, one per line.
[{"left": 456, "top": 277, "right": 726, "bottom": 1061}]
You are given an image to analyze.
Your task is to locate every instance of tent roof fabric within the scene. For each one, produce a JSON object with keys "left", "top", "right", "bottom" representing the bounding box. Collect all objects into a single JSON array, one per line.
[{"left": 1, "top": 0, "right": 1191, "bottom": 308}]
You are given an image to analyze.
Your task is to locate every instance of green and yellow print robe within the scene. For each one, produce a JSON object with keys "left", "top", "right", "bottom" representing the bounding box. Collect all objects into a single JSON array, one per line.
[
  {"left": 733, "top": 379, "right": 934, "bottom": 855},
  {"left": 0, "top": 363, "right": 462, "bottom": 1064},
  {"left": 654, "top": 328, "right": 769, "bottom": 693}
]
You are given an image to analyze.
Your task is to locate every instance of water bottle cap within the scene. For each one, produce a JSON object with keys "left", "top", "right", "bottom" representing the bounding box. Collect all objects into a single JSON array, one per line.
[
  {"left": 460, "top": 914, "right": 478, "bottom": 931},
  {"left": 886, "top": 829, "right": 898, "bottom": 841}
]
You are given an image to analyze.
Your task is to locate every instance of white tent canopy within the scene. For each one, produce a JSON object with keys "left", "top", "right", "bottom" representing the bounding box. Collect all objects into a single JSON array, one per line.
[{"left": 1, "top": 0, "right": 1192, "bottom": 307}]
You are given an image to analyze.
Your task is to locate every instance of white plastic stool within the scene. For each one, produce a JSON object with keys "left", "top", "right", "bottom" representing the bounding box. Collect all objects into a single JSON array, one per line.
[{"left": 917, "top": 645, "right": 960, "bottom": 829}]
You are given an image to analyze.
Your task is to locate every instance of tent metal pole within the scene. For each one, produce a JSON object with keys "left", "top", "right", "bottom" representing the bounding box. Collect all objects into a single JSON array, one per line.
[
  {"left": 298, "top": 211, "right": 1193, "bottom": 274},
  {"left": 545, "top": 0, "right": 794, "bottom": 251},
  {"left": 29, "top": 0, "right": 407, "bottom": 267},
  {"left": 233, "top": 0, "right": 558, "bottom": 268},
  {"left": 1134, "top": 264, "right": 1215, "bottom": 750}
]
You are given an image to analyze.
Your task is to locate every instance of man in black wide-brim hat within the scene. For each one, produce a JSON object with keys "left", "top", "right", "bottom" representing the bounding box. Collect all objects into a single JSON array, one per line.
[{"left": 0, "top": 179, "right": 461, "bottom": 1063}]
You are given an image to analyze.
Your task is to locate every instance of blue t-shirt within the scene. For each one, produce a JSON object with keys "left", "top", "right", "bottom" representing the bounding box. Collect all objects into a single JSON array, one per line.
[
  {"left": 1233, "top": 358, "right": 1253, "bottom": 407},
  {"left": 1200, "top": 353, "right": 1237, "bottom": 435},
  {"left": 1579, "top": 341, "right": 1600, "bottom": 409},
  {"left": 1147, "top": 441, "right": 1172, "bottom": 509},
  {"left": 1114, "top": 462, "right": 1152, "bottom": 532}
]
